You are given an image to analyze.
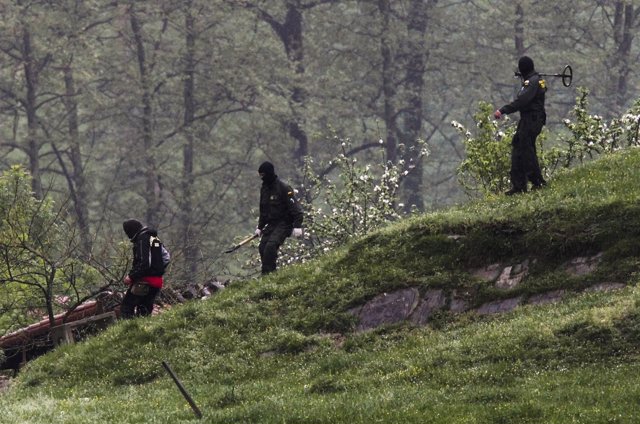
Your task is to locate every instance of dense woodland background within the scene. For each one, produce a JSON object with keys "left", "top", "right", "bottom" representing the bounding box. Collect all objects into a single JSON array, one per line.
[{"left": 0, "top": 0, "right": 637, "bottom": 312}]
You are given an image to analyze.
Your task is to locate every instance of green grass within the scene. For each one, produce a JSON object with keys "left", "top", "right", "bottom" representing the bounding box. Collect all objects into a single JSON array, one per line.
[{"left": 3, "top": 149, "right": 640, "bottom": 423}]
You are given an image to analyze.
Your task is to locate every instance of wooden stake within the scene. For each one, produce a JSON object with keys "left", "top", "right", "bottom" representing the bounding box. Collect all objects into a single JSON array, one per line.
[{"left": 162, "top": 360, "right": 203, "bottom": 419}]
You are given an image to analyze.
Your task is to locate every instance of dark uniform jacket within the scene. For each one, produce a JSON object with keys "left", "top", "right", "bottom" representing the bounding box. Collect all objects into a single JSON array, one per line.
[
  {"left": 258, "top": 178, "right": 303, "bottom": 231},
  {"left": 499, "top": 71, "right": 546, "bottom": 120},
  {"left": 128, "top": 227, "right": 165, "bottom": 281}
]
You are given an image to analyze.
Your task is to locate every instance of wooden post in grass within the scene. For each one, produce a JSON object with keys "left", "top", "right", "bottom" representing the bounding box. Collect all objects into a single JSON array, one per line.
[{"left": 162, "top": 360, "right": 203, "bottom": 419}]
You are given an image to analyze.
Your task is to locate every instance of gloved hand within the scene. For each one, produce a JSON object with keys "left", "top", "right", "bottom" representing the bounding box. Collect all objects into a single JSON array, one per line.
[
  {"left": 254, "top": 228, "right": 262, "bottom": 237},
  {"left": 493, "top": 109, "right": 503, "bottom": 120},
  {"left": 292, "top": 228, "right": 303, "bottom": 238}
]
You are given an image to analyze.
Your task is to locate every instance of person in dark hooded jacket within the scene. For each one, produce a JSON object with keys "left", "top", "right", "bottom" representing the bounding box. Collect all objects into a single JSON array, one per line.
[
  {"left": 255, "top": 161, "right": 304, "bottom": 275},
  {"left": 121, "top": 219, "right": 165, "bottom": 318},
  {"left": 494, "top": 56, "right": 547, "bottom": 195}
]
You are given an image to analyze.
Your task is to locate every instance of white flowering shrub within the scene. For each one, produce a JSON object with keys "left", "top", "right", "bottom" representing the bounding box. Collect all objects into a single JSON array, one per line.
[
  {"left": 279, "top": 136, "right": 429, "bottom": 265},
  {"left": 559, "top": 88, "right": 640, "bottom": 166},
  {"left": 453, "top": 102, "right": 516, "bottom": 195}
]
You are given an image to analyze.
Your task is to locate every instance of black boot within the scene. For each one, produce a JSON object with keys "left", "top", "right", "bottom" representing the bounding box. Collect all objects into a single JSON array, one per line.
[
  {"left": 531, "top": 180, "right": 547, "bottom": 191},
  {"left": 505, "top": 187, "right": 526, "bottom": 196}
]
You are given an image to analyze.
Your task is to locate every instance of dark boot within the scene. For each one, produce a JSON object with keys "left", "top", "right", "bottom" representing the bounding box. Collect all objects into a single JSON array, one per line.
[
  {"left": 505, "top": 187, "right": 526, "bottom": 196},
  {"left": 531, "top": 180, "right": 547, "bottom": 191}
]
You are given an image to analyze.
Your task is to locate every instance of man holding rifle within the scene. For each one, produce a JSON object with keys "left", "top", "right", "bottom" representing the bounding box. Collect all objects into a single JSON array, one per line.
[
  {"left": 494, "top": 56, "right": 547, "bottom": 195},
  {"left": 255, "top": 161, "right": 304, "bottom": 275}
]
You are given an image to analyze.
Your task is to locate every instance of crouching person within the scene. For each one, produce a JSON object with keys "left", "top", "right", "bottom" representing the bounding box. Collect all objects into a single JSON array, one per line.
[{"left": 121, "top": 219, "right": 169, "bottom": 318}]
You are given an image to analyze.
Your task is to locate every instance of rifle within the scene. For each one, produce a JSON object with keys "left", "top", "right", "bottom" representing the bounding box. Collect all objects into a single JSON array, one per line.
[{"left": 224, "top": 233, "right": 259, "bottom": 254}]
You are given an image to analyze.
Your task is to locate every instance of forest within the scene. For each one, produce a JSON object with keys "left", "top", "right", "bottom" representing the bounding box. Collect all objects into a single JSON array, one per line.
[{"left": 0, "top": 0, "right": 637, "bottom": 333}]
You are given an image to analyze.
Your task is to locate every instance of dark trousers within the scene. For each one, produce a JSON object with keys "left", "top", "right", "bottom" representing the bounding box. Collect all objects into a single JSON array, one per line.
[
  {"left": 510, "top": 115, "right": 546, "bottom": 191},
  {"left": 121, "top": 285, "right": 161, "bottom": 318},
  {"left": 258, "top": 223, "right": 292, "bottom": 274}
]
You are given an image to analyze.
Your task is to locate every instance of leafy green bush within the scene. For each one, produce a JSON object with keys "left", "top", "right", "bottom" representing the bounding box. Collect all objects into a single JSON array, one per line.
[
  {"left": 453, "top": 102, "right": 561, "bottom": 196},
  {"left": 0, "top": 166, "right": 122, "bottom": 335},
  {"left": 0, "top": 166, "right": 64, "bottom": 332},
  {"left": 453, "top": 92, "right": 640, "bottom": 198},
  {"left": 453, "top": 102, "right": 514, "bottom": 195}
]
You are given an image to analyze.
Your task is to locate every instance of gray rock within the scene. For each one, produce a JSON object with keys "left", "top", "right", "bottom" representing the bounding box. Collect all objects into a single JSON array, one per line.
[
  {"left": 356, "top": 288, "right": 420, "bottom": 332},
  {"left": 471, "top": 263, "right": 502, "bottom": 282},
  {"left": 347, "top": 305, "right": 363, "bottom": 317},
  {"left": 475, "top": 296, "right": 523, "bottom": 315},
  {"left": 410, "top": 289, "right": 446, "bottom": 326},
  {"left": 450, "top": 298, "right": 469, "bottom": 313},
  {"left": 563, "top": 253, "right": 603, "bottom": 276},
  {"left": 450, "top": 290, "right": 471, "bottom": 313},
  {"left": 495, "top": 260, "right": 529, "bottom": 290},
  {"left": 528, "top": 290, "right": 566, "bottom": 305}
]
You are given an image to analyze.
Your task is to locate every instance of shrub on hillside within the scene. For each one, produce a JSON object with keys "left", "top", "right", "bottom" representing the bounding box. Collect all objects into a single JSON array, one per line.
[
  {"left": 453, "top": 93, "right": 640, "bottom": 197},
  {"left": 558, "top": 88, "right": 640, "bottom": 166},
  {"left": 453, "top": 101, "right": 560, "bottom": 196},
  {"left": 278, "top": 136, "right": 429, "bottom": 266}
]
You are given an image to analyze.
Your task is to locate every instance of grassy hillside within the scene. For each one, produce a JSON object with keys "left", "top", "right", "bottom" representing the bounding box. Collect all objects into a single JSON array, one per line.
[{"left": 2, "top": 149, "right": 640, "bottom": 423}]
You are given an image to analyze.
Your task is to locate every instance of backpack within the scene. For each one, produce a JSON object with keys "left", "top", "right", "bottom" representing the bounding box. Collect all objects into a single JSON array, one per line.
[{"left": 149, "top": 235, "right": 171, "bottom": 275}]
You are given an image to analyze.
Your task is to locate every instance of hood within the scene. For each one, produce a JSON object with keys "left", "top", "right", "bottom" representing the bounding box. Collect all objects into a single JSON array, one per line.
[
  {"left": 123, "top": 219, "right": 147, "bottom": 241},
  {"left": 518, "top": 56, "right": 535, "bottom": 77},
  {"left": 258, "top": 161, "right": 277, "bottom": 184}
]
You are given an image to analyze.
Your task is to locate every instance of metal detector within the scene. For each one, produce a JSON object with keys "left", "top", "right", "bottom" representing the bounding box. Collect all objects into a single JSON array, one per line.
[{"left": 515, "top": 64, "right": 573, "bottom": 87}]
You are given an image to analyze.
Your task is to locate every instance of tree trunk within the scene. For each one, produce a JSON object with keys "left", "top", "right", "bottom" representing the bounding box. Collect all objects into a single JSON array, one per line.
[
  {"left": 258, "top": 4, "right": 309, "bottom": 167},
  {"left": 514, "top": 3, "right": 525, "bottom": 57},
  {"left": 62, "top": 65, "right": 92, "bottom": 253},
  {"left": 609, "top": 1, "right": 635, "bottom": 112},
  {"left": 129, "top": 6, "right": 160, "bottom": 227},
  {"left": 378, "top": 0, "right": 398, "bottom": 165},
  {"left": 283, "top": 5, "right": 309, "bottom": 166},
  {"left": 21, "top": 27, "right": 43, "bottom": 199},
  {"left": 44, "top": 266, "right": 56, "bottom": 327},
  {"left": 397, "top": 0, "right": 433, "bottom": 212},
  {"left": 180, "top": 2, "right": 199, "bottom": 281}
]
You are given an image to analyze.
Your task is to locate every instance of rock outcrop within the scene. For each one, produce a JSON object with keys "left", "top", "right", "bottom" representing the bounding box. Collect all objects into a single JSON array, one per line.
[{"left": 350, "top": 253, "right": 626, "bottom": 332}]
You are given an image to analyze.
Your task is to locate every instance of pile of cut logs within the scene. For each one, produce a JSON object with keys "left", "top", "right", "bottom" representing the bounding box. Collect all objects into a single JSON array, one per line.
[{"left": 0, "top": 278, "right": 229, "bottom": 373}]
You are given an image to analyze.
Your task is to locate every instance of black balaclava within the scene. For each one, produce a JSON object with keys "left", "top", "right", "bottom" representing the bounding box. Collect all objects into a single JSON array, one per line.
[
  {"left": 258, "top": 161, "right": 276, "bottom": 184},
  {"left": 518, "top": 56, "right": 535, "bottom": 77},
  {"left": 123, "top": 219, "right": 143, "bottom": 241}
]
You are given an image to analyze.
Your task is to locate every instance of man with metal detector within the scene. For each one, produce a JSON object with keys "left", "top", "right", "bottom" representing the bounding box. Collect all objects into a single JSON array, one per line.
[
  {"left": 255, "top": 161, "right": 304, "bottom": 275},
  {"left": 494, "top": 56, "right": 547, "bottom": 195}
]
